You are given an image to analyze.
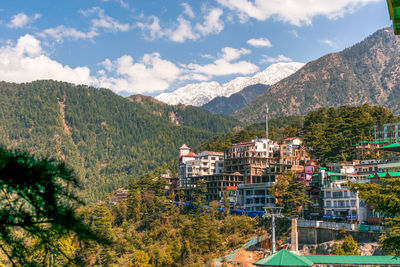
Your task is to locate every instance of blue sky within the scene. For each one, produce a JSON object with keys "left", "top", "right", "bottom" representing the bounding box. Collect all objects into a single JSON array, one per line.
[{"left": 0, "top": 0, "right": 391, "bottom": 96}]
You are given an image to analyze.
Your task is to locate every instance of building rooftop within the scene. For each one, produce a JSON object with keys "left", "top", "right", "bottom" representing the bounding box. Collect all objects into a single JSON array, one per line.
[
  {"left": 379, "top": 142, "right": 400, "bottom": 152},
  {"left": 254, "top": 249, "right": 400, "bottom": 266}
]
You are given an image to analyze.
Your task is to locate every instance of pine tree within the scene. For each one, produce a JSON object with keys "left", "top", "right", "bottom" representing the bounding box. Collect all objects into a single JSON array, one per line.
[
  {"left": 350, "top": 178, "right": 400, "bottom": 255},
  {"left": 332, "top": 235, "right": 359, "bottom": 255}
]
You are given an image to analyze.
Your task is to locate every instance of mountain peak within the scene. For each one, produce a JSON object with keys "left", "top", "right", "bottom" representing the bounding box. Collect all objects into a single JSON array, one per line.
[
  {"left": 233, "top": 27, "right": 400, "bottom": 123},
  {"left": 155, "top": 62, "right": 304, "bottom": 106}
]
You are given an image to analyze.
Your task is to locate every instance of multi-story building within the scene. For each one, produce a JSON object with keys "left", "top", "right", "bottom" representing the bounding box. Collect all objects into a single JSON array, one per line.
[
  {"left": 192, "top": 172, "right": 244, "bottom": 203},
  {"left": 178, "top": 145, "right": 224, "bottom": 188},
  {"left": 237, "top": 163, "right": 289, "bottom": 211},
  {"left": 224, "top": 138, "right": 278, "bottom": 184},
  {"left": 280, "top": 137, "right": 310, "bottom": 173},
  {"left": 322, "top": 180, "right": 366, "bottom": 222},
  {"left": 373, "top": 122, "right": 400, "bottom": 142}
]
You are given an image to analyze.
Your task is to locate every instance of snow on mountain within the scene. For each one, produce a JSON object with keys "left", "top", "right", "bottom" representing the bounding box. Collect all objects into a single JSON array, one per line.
[{"left": 155, "top": 62, "right": 304, "bottom": 106}]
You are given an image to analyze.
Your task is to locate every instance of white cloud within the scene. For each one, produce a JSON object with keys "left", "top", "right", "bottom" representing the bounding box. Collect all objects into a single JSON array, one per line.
[
  {"left": 39, "top": 7, "right": 130, "bottom": 42},
  {"left": 181, "top": 3, "right": 195, "bottom": 18},
  {"left": 195, "top": 8, "right": 224, "bottom": 35},
  {"left": 98, "top": 53, "right": 182, "bottom": 94},
  {"left": 260, "top": 54, "right": 292, "bottom": 64},
  {"left": 98, "top": 58, "right": 113, "bottom": 71},
  {"left": 166, "top": 17, "right": 199, "bottom": 43},
  {"left": 7, "top": 13, "right": 41, "bottom": 28},
  {"left": 0, "top": 34, "right": 95, "bottom": 85},
  {"left": 221, "top": 47, "right": 251, "bottom": 61},
  {"left": 136, "top": 16, "right": 163, "bottom": 40},
  {"left": 99, "top": 0, "right": 129, "bottom": 9},
  {"left": 138, "top": 7, "right": 224, "bottom": 43},
  {"left": 37, "top": 26, "right": 98, "bottom": 42},
  {"left": 83, "top": 7, "right": 130, "bottom": 32},
  {"left": 183, "top": 46, "right": 258, "bottom": 79},
  {"left": 216, "top": 0, "right": 380, "bottom": 26},
  {"left": 319, "top": 39, "right": 338, "bottom": 47},
  {"left": 247, "top": 38, "right": 272, "bottom": 47}
]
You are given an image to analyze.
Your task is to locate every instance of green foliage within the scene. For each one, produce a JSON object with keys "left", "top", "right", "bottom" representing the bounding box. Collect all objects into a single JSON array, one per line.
[
  {"left": 332, "top": 235, "right": 359, "bottom": 255},
  {"left": 303, "top": 105, "right": 396, "bottom": 162},
  {"left": 197, "top": 115, "right": 304, "bottom": 152},
  {"left": 350, "top": 178, "right": 400, "bottom": 255},
  {"left": 0, "top": 80, "right": 240, "bottom": 202},
  {"left": 130, "top": 250, "right": 151, "bottom": 267},
  {"left": 271, "top": 171, "right": 311, "bottom": 218},
  {"left": 75, "top": 170, "right": 259, "bottom": 266},
  {"left": 0, "top": 147, "right": 105, "bottom": 266}
]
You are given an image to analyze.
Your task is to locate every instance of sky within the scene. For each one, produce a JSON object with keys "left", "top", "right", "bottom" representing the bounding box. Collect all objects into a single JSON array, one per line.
[{"left": 0, "top": 0, "right": 392, "bottom": 96}]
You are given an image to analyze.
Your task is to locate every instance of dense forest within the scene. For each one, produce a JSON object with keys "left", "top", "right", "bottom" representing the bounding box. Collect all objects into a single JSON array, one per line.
[
  {"left": 200, "top": 104, "right": 396, "bottom": 163},
  {"left": 0, "top": 80, "right": 240, "bottom": 201}
]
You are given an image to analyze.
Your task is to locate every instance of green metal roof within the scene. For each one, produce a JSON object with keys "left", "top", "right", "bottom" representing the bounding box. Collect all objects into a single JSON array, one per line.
[
  {"left": 255, "top": 250, "right": 400, "bottom": 266},
  {"left": 388, "top": 0, "right": 400, "bottom": 35},
  {"left": 379, "top": 142, "right": 400, "bottom": 152},
  {"left": 303, "top": 255, "right": 400, "bottom": 265},
  {"left": 366, "top": 172, "right": 400, "bottom": 178},
  {"left": 319, "top": 167, "right": 327, "bottom": 170},
  {"left": 254, "top": 250, "right": 313, "bottom": 266},
  {"left": 354, "top": 140, "right": 391, "bottom": 146}
]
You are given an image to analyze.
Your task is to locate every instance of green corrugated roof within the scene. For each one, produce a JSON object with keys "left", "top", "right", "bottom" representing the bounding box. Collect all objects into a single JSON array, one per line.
[
  {"left": 254, "top": 250, "right": 312, "bottom": 266},
  {"left": 319, "top": 167, "right": 327, "bottom": 170},
  {"left": 303, "top": 255, "right": 400, "bottom": 265},
  {"left": 255, "top": 250, "right": 400, "bottom": 266},
  {"left": 366, "top": 172, "right": 400, "bottom": 178},
  {"left": 379, "top": 142, "right": 400, "bottom": 152},
  {"left": 354, "top": 140, "right": 392, "bottom": 146}
]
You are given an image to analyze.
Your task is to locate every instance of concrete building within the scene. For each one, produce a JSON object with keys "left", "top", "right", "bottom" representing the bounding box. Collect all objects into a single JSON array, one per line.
[
  {"left": 322, "top": 180, "right": 366, "bottom": 222},
  {"left": 224, "top": 138, "right": 278, "bottom": 184},
  {"left": 279, "top": 137, "right": 310, "bottom": 173},
  {"left": 178, "top": 144, "right": 224, "bottom": 188}
]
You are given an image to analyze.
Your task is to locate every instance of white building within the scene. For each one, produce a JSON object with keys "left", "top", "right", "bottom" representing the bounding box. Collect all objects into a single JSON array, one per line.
[
  {"left": 178, "top": 144, "right": 224, "bottom": 187},
  {"left": 322, "top": 180, "right": 367, "bottom": 222}
]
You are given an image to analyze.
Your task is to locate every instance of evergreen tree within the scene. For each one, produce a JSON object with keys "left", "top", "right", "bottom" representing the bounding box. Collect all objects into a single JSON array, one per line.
[
  {"left": 271, "top": 171, "right": 310, "bottom": 218},
  {"left": 332, "top": 235, "right": 359, "bottom": 255},
  {"left": 350, "top": 178, "right": 400, "bottom": 255}
]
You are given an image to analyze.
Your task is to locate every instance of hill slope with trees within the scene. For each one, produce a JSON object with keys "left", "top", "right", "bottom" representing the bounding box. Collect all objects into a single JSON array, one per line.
[{"left": 0, "top": 80, "right": 241, "bottom": 201}]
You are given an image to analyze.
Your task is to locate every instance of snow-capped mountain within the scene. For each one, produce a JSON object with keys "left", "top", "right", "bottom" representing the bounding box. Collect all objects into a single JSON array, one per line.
[{"left": 155, "top": 62, "right": 304, "bottom": 106}]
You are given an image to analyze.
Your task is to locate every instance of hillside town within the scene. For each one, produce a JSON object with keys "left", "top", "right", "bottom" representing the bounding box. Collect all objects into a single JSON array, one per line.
[{"left": 171, "top": 120, "right": 400, "bottom": 226}]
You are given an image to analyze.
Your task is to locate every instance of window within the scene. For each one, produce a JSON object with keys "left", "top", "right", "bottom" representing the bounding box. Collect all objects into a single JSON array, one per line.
[
  {"left": 351, "top": 200, "right": 356, "bottom": 207},
  {"left": 211, "top": 157, "right": 216, "bottom": 160},
  {"left": 325, "top": 191, "right": 331, "bottom": 198}
]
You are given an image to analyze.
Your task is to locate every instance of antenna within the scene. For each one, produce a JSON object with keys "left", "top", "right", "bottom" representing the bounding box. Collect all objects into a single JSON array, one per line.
[{"left": 266, "top": 104, "right": 269, "bottom": 139}]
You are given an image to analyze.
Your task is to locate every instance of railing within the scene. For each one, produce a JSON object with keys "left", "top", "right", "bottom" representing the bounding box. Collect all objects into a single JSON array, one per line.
[{"left": 297, "top": 219, "right": 384, "bottom": 232}]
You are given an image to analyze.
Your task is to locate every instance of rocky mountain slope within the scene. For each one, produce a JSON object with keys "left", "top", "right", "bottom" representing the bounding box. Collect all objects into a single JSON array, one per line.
[
  {"left": 201, "top": 84, "right": 270, "bottom": 114},
  {"left": 233, "top": 28, "right": 400, "bottom": 123},
  {"left": 155, "top": 62, "right": 304, "bottom": 106}
]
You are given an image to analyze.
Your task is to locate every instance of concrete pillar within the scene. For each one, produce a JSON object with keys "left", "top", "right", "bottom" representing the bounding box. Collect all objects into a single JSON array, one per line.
[{"left": 291, "top": 219, "right": 298, "bottom": 252}]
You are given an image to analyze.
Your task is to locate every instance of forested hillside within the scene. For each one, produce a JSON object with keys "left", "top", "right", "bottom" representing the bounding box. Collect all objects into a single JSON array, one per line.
[
  {"left": 201, "top": 84, "right": 270, "bottom": 115},
  {"left": 0, "top": 80, "right": 240, "bottom": 201},
  {"left": 234, "top": 28, "right": 400, "bottom": 123}
]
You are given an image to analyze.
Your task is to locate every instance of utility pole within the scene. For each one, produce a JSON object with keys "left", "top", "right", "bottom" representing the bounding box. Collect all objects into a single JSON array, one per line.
[
  {"left": 263, "top": 206, "right": 283, "bottom": 254},
  {"left": 265, "top": 104, "right": 269, "bottom": 139}
]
